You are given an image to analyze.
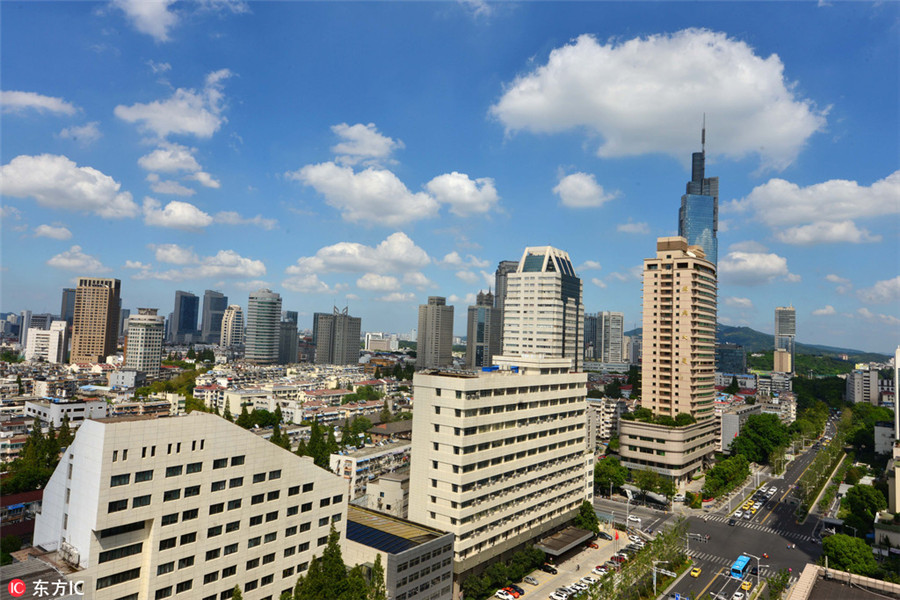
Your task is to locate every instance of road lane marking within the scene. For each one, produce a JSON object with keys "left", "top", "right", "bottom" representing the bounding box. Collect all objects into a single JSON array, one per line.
[{"left": 697, "top": 566, "right": 725, "bottom": 599}]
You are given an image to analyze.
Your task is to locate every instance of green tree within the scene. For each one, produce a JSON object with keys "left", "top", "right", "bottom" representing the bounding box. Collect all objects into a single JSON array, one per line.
[
  {"left": 725, "top": 375, "right": 739, "bottom": 394},
  {"left": 605, "top": 379, "right": 622, "bottom": 399},
  {"left": 321, "top": 526, "right": 348, "bottom": 593},
  {"left": 187, "top": 347, "right": 196, "bottom": 360},
  {"left": 236, "top": 404, "right": 252, "bottom": 429},
  {"left": 729, "top": 413, "right": 790, "bottom": 465},
  {"left": 326, "top": 427, "right": 339, "bottom": 455},
  {"left": 573, "top": 500, "right": 600, "bottom": 533},
  {"left": 16, "top": 374, "right": 24, "bottom": 395},
  {"left": 842, "top": 484, "right": 887, "bottom": 534},
  {"left": 820, "top": 534, "right": 879, "bottom": 576},
  {"left": 231, "top": 585, "right": 243, "bottom": 600},
  {"left": 295, "top": 437, "right": 308, "bottom": 458},
  {"left": 634, "top": 468, "right": 661, "bottom": 496},
  {"left": 342, "top": 565, "right": 369, "bottom": 600},
  {"left": 369, "top": 553, "right": 387, "bottom": 600},
  {"left": 594, "top": 457, "right": 628, "bottom": 494},
  {"left": 351, "top": 417, "right": 372, "bottom": 437},
  {"left": 223, "top": 399, "right": 233, "bottom": 422},
  {"left": 0, "top": 534, "right": 22, "bottom": 566},
  {"left": 627, "top": 366, "right": 641, "bottom": 399},
  {"left": 380, "top": 400, "right": 392, "bottom": 423},
  {"left": 606, "top": 436, "right": 620, "bottom": 453},
  {"left": 57, "top": 414, "right": 74, "bottom": 448},
  {"left": 341, "top": 418, "right": 353, "bottom": 448},
  {"left": 766, "top": 568, "right": 791, "bottom": 600},
  {"left": 657, "top": 477, "right": 677, "bottom": 501},
  {"left": 674, "top": 413, "right": 696, "bottom": 426}
]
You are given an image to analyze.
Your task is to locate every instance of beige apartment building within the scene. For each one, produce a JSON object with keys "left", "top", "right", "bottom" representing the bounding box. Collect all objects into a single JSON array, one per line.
[
  {"left": 619, "top": 237, "right": 718, "bottom": 483},
  {"left": 33, "top": 412, "right": 348, "bottom": 600},
  {"left": 71, "top": 277, "right": 121, "bottom": 364},
  {"left": 409, "top": 355, "right": 592, "bottom": 590}
]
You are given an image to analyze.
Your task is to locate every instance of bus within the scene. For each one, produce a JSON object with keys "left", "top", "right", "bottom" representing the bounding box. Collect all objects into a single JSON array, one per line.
[{"left": 730, "top": 555, "right": 751, "bottom": 579}]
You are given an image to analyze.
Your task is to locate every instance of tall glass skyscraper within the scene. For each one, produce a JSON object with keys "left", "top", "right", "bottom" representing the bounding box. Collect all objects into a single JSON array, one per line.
[{"left": 678, "top": 123, "right": 719, "bottom": 264}]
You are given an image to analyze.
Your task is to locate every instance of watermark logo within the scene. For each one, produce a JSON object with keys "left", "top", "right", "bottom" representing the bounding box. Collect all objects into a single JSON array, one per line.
[
  {"left": 6, "top": 579, "right": 84, "bottom": 597},
  {"left": 8, "top": 579, "right": 26, "bottom": 597}
]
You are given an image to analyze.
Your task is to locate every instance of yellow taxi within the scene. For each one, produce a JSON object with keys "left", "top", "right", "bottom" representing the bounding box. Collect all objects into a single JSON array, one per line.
[
  {"left": 741, "top": 580, "right": 753, "bottom": 591},
  {"left": 750, "top": 507, "right": 758, "bottom": 514},
  {"left": 690, "top": 568, "right": 702, "bottom": 578}
]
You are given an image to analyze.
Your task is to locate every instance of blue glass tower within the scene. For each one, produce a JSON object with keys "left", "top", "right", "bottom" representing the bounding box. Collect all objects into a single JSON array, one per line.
[{"left": 678, "top": 121, "right": 719, "bottom": 264}]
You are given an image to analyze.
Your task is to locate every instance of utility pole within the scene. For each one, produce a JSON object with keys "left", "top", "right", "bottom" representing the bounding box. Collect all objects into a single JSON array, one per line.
[{"left": 652, "top": 561, "right": 669, "bottom": 596}]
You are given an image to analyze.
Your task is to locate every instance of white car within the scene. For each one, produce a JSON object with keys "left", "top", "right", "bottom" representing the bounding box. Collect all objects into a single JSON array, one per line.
[
  {"left": 581, "top": 575, "right": 598, "bottom": 585},
  {"left": 744, "top": 511, "right": 753, "bottom": 519},
  {"left": 673, "top": 494, "right": 685, "bottom": 502},
  {"left": 627, "top": 515, "right": 642, "bottom": 524},
  {"left": 767, "top": 488, "right": 777, "bottom": 496},
  {"left": 732, "top": 593, "right": 745, "bottom": 600},
  {"left": 759, "top": 486, "right": 767, "bottom": 493},
  {"left": 629, "top": 534, "right": 642, "bottom": 542},
  {"left": 734, "top": 510, "right": 743, "bottom": 518},
  {"left": 496, "top": 591, "right": 514, "bottom": 600},
  {"left": 549, "top": 593, "right": 567, "bottom": 600},
  {"left": 571, "top": 582, "right": 588, "bottom": 591},
  {"left": 592, "top": 567, "right": 607, "bottom": 576}
]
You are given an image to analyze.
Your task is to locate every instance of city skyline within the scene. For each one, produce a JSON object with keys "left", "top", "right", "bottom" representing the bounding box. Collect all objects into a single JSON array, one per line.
[{"left": 1, "top": 3, "right": 898, "bottom": 352}]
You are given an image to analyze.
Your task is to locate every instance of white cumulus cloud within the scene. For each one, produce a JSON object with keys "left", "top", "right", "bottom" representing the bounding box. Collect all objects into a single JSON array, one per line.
[
  {"left": 456, "top": 270, "right": 480, "bottom": 284},
  {"left": 124, "top": 260, "right": 151, "bottom": 270},
  {"left": 591, "top": 277, "right": 607, "bottom": 289},
  {"left": 724, "top": 297, "right": 753, "bottom": 309},
  {"left": 403, "top": 272, "right": 434, "bottom": 290},
  {"left": 151, "top": 243, "right": 199, "bottom": 265},
  {"left": 718, "top": 251, "right": 798, "bottom": 285},
  {"left": 112, "top": 0, "right": 178, "bottom": 42},
  {"left": 775, "top": 221, "right": 880, "bottom": 245},
  {"left": 553, "top": 172, "right": 617, "bottom": 208},
  {"left": 1, "top": 90, "right": 77, "bottom": 115},
  {"left": 187, "top": 171, "right": 221, "bottom": 188},
  {"left": 114, "top": 69, "right": 232, "bottom": 139},
  {"left": 491, "top": 29, "right": 827, "bottom": 170},
  {"left": 214, "top": 211, "right": 277, "bottom": 230},
  {"left": 376, "top": 292, "right": 416, "bottom": 303},
  {"left": 287, "top": 162, "right": 439, "bottom": 226},
  {"left": 331, "top": 122, "right": 404, "bottom": 166},
  {"left": 58, "top": 122, "right": 102, "bottom": 145},
  {"left": 577, "top": 260, "right": 602, "bottom": 271},
  {"left": 0, "top": 154, "right": 138, "bottom": 218},
  {"left": 858, "top": 276, "right": 900, "bottom": 305},
  {"left": 730, "top": 170, "right": 899, "bottom": 244},
  {"left": 135, "top": 248, "right": 265, "bottom": 281},
  {"left": 286, "top": 232, "right": 431, "bottom": 275},
  {"left": 812, "top": 305, "right": 836, "bottom": 316},
  {"left": 617, "top": 221, "right": 649, "bottom": 234},
  {"left": 857, "top": 308, "right": 900, "bottom": 327},
  {"left": 143, "top": 198, "right": 213, "bottom": 230},
  {"left": 425, "top": 172, "right": 499, "bottom": 216},
  {"left": 281, "top": 273, "right": 344, "bottom": 294},
  {"left": 138, "top": 142, "right": 202, "bottom": 172},
  {"left": 47, "top": 245, "right": 109, "bottom": 273},
  {"left": 357, "top": 273, "right": 400, "bottom": 291},
  {"left": 34, "top": 224, "right": 72, "bottom": 240},
  {"left": 147, "top": 175, "right": 196, "bottom": 196}
]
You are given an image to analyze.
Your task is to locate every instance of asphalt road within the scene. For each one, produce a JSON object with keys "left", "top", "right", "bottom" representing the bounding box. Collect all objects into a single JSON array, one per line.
[{"left": 671, "top": 417, "right": 841, "bottom": 599}]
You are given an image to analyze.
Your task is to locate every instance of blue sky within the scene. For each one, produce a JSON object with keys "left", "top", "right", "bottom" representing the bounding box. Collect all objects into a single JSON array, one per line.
[{"left": 1, "top": 1, "right": 898, "bottom": 353}]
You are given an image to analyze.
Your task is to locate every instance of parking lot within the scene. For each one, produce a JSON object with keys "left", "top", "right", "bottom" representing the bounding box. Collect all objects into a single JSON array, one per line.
[{"left": 503, "top": 527, "right": 637, "bottom": 600}]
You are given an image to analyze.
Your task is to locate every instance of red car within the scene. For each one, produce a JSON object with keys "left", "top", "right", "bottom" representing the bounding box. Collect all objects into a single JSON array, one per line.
[
  {"left": 588, "top": 543, "right": 599, "bottom": 549},
  {"left": 503, "top": 588, "right": 520, "bottom": 598},
  {"left": 611, "top": 554, "right": 628, "bottom": 563}
]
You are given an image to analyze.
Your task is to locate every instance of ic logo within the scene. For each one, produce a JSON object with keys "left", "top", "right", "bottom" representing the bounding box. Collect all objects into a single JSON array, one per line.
[{"left": 8, "top": 579, "right": 26, "bottom": 597}]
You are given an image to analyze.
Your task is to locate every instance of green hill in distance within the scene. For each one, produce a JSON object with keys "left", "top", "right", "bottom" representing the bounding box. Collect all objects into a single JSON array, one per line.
[{"left": 624, "top": 324, "right": 889, "bottom": 362}]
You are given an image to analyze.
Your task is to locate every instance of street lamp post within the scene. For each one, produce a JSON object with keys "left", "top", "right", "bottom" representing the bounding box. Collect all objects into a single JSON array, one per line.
[
  {"left": 652, "top": 561, "right": 669, "bottom": 597},
  {"left": 745, "top": 553, "right": 763, "bottom": 589},
  {"left": 846, "top": 525, "right": 857, "bottom": 538}
]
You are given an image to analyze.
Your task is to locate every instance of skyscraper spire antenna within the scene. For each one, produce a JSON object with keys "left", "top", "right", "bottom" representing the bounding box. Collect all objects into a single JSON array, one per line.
[{"left": 701, "top": 113, "right": 706, "bottom": 154}]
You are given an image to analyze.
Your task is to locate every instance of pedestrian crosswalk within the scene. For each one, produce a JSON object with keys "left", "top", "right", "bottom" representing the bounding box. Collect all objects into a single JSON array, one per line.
[
  {"left": 685, "top": 551, "right": 799, "bottom": 583},
  {"left": 700, "top": 513, "right": 814, "bottom": 542}
]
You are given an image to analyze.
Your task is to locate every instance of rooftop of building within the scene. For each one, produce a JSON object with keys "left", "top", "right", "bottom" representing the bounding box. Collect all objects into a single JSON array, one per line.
[
  {"left": 337, "top": 438, "right": 411, "bottom": 459},
  {"left": 346, "top": 505, "right": 448, "bottom": 554}
]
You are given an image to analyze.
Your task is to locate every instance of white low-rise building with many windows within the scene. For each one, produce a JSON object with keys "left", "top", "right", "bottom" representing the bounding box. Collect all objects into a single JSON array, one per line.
[{"left": 33, "top": 412, "right": 348, "bottom": 600}]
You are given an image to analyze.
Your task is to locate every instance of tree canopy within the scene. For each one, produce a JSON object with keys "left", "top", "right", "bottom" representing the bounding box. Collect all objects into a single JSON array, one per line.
[
  {"left": 594, "top": 457, "right": 628, "bottom": 493},
  {"left": 574, "top": 500, "right": 600, "bottom": 533},
  {"left": 729, "top": 413, "right": 790, "bottom": 465},
  {"left": 820, "top": 534, "right": 879, "bottom": 576},
  {"left": 842, "top": 484, "right": 887, "bottom": 535}
]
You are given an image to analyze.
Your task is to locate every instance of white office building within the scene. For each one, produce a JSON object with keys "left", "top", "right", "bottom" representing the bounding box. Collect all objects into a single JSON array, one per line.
[
  {"left": 409, "top": 355, "right": 592, "bottom": 588},
  {"left": 124, "top": 308, "right": 165, "bottom": 377},
  {"left": 501, "top": 247, "right": 584, "bottom": 370},
  {"left": 221, "top": 305, "right": 245, "bottom": 348},
  {"left": 33, "top": 412, "right": 349, "bottom": 600},
  {"left": 24, "top": 321, "right": 68, "bottom": 363},
  {"left": 246, "top": 290, "right": 282, "bottom": 365}
]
